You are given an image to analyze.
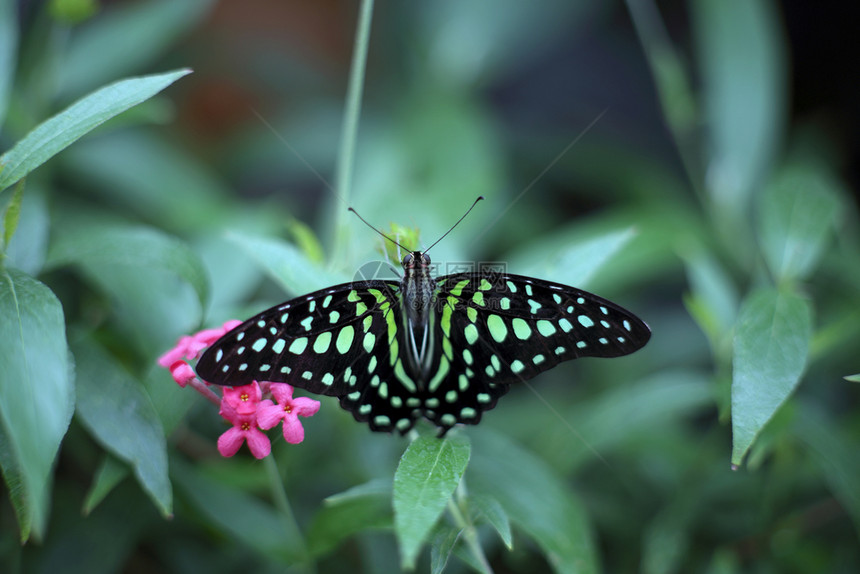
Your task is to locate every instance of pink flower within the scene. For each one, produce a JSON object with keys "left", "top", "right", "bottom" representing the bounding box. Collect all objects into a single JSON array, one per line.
[
  {"left": 217, "top": 393, "right": 271, "bottom": 459},
  {"left": 257, "top": 383, "right": 320, "bottom": 444},
  {"left": 169, "top": 360, "right": 197, "bottom": 387},
  {"left": 157, "top": 319, "right": 242, "bottom": 367},
  {"left": 221, "top": 382, "right": 262, "bottom": 416}
]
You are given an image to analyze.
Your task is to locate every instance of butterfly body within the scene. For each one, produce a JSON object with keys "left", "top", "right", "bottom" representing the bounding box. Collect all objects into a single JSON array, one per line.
[{"left": 196, "top": 250, "right": 650, "bottom": 435}]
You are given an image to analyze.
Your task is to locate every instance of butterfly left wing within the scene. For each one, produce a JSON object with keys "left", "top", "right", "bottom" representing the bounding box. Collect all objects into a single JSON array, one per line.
[
  {"left": 422, "top": 272, "right": 651, "bottom": 432},
  {"left": 195, "top": 280, "right": 403, "bottom": 393},
  {"left": 195, "top": 280, "right": 435, "bottom": 434}
]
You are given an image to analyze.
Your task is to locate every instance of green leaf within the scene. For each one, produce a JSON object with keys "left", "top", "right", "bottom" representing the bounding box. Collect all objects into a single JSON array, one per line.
[
  {"left": 226, "top": 230, "right": 347, "bottom": 296},
  {"left": 0, "top": 268, "right": 73, "bottom": 541},
  {"left": 693, "top": 0, "right": 785, "bottom": 209},
  {"left": 731, "top": 287, "right": 811, "bottom": 467},
  {"left": 48, "top": 0, "right": 98, "bottom": 24},
  {"left": 430, "top": 525, "right": 463, "bottom": 574},
  {"left": 469, "top": 493, "right": 512, "bottom": 549},
  {"left": 758, "top": 165, "right": 842, "bottom": 282},
  {"left": 514, "top": 227, "right": 636, "bottom": 290},
  {"left": 548, "top": 227, "right": 637, "bottom": 289},
  {"left": 0, "top": 68, "right": 191, "bottom": 193},
  {"left": 142, "top": 365, "right": 198, "bottom": 435},
  {"left": 171, "top": 456, "right": 301, "bottom": 564},
  {"left": 47, "top": 219, "right": 208, "bottom": 356},
  {"left": 641, "top": 496, "right": 696, "bottom": 574},
  {"left": 323, "top": 477, "right": 392, "bottom": 504},
  {"left": 845, "top": 374, "right": 860, "bottom": 383},
  {"left": 73, "top": 338, "right": 172, "bottom": 516},
  {"left": 0, "top": 0, "right": 16, "bottom": 127},
  {"left": 4, "top": 186, "right": 49, "bottom": 275},
  {"left": 308, "top": 480, "right": 393, "bottom": 557},
  {"left": 394, "top": 434, "right": 471, "bottom": 569},
  {"left": 82, "top": 454, "right": 131, "bottom": 515},
  {"left": 682, "top": 250, "right": 738, "bottom": 356},
  {"left": 47, "top": 220, "right": 208, "bottom": 308},
  {"left": 532, "top": 371, "right": 714, "bottom": 474},
  {"left": 57, "top": 0, "right": 211, "bottom": 98},
  {"left": 796, "top": 404, "right": 860, "bottom": 537},
  {"left": 468, "top": 429, "right": 599, "bottom": 574},
  {"left": 0, "top": 422, "right": 29, "bottom": 539}
]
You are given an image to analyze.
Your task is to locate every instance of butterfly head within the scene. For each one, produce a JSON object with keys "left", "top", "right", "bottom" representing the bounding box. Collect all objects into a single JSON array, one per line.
[{"left": 402, "top": 251, "right": 431, "bottom": 271}]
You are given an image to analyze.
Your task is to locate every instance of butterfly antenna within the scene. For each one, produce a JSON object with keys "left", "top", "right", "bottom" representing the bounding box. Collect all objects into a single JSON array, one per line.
[
  {"left": 424, "top": 195, "right": 484, "bottom": 254},
  {"left": 348, "top": 207, "right": 411, "bottom": 253}
]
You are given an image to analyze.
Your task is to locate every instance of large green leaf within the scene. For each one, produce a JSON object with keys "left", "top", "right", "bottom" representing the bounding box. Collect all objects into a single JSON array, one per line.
[
  {"left": 758, "top": 165, "right": 842, "bottom": 283},
  {"left": 4, "top": 185, "right": 48, "bottom": 276},
  {"left": 0, "top": 268, "right": 73, "bottom": 541},
  {"left": 508, "top": 227, "right": 635, "bottom": 290},
  {"left": 394, "top": 434, "right": 471, "bottom": 569},
  {"left": 682, "top": 250, "right": 739, "bottom": 355},
  {"left": 732, "top": 287, "right": 811, "bottom": 466},
  {"left": 797, "top": 404, "right": 860, "bottom": 537},
  {"left": 82, "top": 454, "right": 131, "bottom": 516},
  {"left": 0, "top": 69, "right": 191, "bottom": 192},
  {"left": 46, "top": 219, "right": 208, "bottom": 356},
  {"left": 469, "top": 493, "right": 512, "bottom": 549},
  {"left": 693, "top": 0, "right": 785, "bottom": 209},
  {"left": 308, "top": 479, "right": 393, "bottom": 557},
  {"left": 468, "top": 429, "right": 599, "bottom": 574},
  {"left": 47, "top": 220, "right": 208, "bottom": 308},
  {"left": 73, "top": 339, "right": 172, "bottom": 516},
  {"left": 226, "top": 231, "right": 347, "bottom": 296},
  {"left": 170, "top": 457, "right": 302, "bottom": 564}
]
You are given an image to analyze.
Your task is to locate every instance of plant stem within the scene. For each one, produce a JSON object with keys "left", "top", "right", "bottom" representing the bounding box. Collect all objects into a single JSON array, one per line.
[
  {"left": 447, "top": 480, "right": 494, "bottom": 574},
  {"left": 332, "top": 0, "right": 375, "bottom": 265},
  {"left": 264, "top": 455, "right": 316, "bottom": 573}
]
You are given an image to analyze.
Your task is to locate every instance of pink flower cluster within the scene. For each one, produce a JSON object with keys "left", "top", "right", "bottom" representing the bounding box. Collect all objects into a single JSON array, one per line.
[
  {"left": 157, "top": 319, "right": 242, "bottom": 386},
  {"left": 158, "top": 322, "right": 321, "bottom": 459},
  {"left": 218, "top": 381, "right": 320, "bottom": 458}
]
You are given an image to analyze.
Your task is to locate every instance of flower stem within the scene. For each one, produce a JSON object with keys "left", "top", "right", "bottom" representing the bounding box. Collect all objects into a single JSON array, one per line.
[
  {"left": 189, "top": 378, "right": 221, "bottom": 406},
  {"left": 332, "top": 0, "right": 374, "bottom": 264},
  {"left": 264, "top": 455, "right": 316, "bottom": 573},
  {"left": 447, "top": 480, "right": 494, "bottom": 574}
]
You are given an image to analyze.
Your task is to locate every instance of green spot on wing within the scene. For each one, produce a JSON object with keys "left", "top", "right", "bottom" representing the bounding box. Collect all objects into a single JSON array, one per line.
[
  {"left": 512, "top": 318, "right": 531, "bottom": 340},
  {"left": 486, "top": 314, "right": 508, "bottom": 343},
  {"left": 289, "top": 338, "right": 308, "bottom": 354},
  {"left": 313, "top": 332, "right": 332, "bottom": 353},
  {"left": 336, "top": 325, "right": 355, "bottom": 354},
  {"left": 464, "top": 323, "right": 479, "bottom": 345}
]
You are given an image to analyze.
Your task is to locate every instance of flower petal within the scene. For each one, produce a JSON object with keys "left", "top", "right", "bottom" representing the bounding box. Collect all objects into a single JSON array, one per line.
[
  {"left": 256, "top": 400, "right": 284, "bottom": 429},
  {"left": 169, "top": 361, "right": 197, "bottom": 387},
  {"left": 269, "top": 383, "right": 295, "bottom": 405},
  {"left": 217, "top": 427, "right": 245, "bottom": 457},
  {"left": 281, "top": 416, "right": 306, "bottom": 444},
  {"left": 223, "top": 382, "right": 261, "bottom": 415},
  {"left": 157, "top": 335, "right": 192, "bottom": 367},
  {"left": 246, "top": 428, "right": 272, "bottom": 459},
  {"left": 218, "top": 396, "right": 239, "bottom": 421},
  {"left": 291, "top": 397, "right": 321, "bottom": 417}
]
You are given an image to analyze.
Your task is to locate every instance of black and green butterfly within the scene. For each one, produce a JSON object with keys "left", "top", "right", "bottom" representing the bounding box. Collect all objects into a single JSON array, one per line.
[{"left": 196, "top": 201, "right": 650, "bottom": 435}]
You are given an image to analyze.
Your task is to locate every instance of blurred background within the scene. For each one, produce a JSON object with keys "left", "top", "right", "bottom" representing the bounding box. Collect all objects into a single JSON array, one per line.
[{"left": 1, "top": 0, "right": 859, "bottom": 572}]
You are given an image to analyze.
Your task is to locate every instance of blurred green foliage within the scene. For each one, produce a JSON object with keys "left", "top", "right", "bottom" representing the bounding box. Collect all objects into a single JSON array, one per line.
[{"left": 1, "top": 0, "right": 858, "bottom": 573}]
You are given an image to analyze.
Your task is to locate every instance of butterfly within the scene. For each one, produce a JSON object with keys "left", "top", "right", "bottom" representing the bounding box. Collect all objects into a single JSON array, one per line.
[{"left": 196, "top": 198, "right": 650, "bottom": 434}]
